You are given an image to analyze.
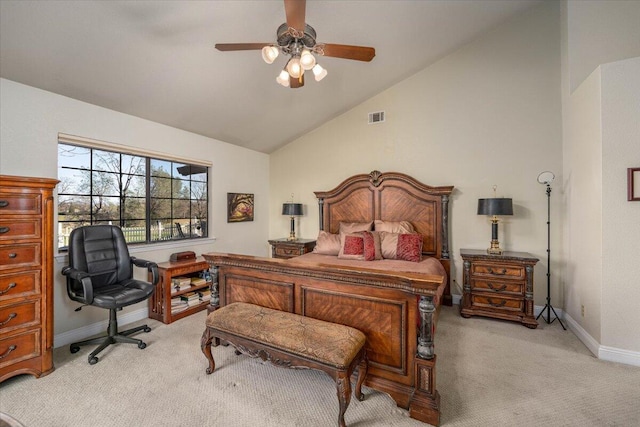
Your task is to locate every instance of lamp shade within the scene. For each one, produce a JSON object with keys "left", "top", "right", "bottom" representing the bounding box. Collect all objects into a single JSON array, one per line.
[
  {"left": 282, "top": 203, "right": 303, "bottom": 216},
  {"left": 477, "top": 198, "right": 513, "bottom": 216}
]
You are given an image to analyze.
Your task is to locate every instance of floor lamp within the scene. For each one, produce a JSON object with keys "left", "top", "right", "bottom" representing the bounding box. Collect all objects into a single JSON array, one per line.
[{"left": 535, "top": 171, "right": 566, "bottom": 330}]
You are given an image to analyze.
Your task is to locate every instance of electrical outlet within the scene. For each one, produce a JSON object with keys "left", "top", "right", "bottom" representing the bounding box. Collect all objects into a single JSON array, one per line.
[{"left": 581, "top": 305, "right": 585, "bottom": 317}]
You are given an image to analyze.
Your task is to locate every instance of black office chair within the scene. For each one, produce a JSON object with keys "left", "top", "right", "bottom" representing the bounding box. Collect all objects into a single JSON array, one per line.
[{"left": 61, "top": 225, "right": 159, "bottom": 365}]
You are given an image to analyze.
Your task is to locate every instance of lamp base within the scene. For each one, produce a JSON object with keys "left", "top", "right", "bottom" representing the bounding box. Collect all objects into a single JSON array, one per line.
[
  {"left": 487, "top": 240, "right": 503, "bottom": 255},
  {"left": 287, "top": 233, "right": 297, "bottom": 241}
]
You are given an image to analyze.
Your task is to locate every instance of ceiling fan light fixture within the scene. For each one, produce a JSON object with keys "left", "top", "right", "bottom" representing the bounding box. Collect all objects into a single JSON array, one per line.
[
  {"left": 312, "top": 64, "right": 327, "bottom": 82},
  {"left": 286, "top": 56, "right": 303, "bottom": 79},
  {"left": 300, "top": 49, "right": 316, "bottom": 70},
  {"left": 261, "top": 45, "right": 279, "bottom": 64},
  {"left": 276, "top": 69, "right": 290, "bottom": 87}
]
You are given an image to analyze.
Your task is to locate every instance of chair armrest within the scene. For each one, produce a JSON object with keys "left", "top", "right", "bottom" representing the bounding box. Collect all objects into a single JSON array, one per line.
[
  {"left": 131, "top": 257, "right": 159, "bottom": 286},
  {"left": 61, "top": 266, "right": 94, "bottom": 304}
]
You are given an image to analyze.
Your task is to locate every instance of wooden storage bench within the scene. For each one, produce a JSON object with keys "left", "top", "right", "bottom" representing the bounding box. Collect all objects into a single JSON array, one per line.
[{"left": 201, "top": 302, "right": 368, "bottom": 427}]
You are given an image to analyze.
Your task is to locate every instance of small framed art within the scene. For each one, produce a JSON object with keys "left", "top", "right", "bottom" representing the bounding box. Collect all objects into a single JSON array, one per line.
[
  {"left": 227, "top": 193, "right": 254, "bottom": 222},
  {"left": 628, "top": 168, "right": 640, "bottom": 201}
]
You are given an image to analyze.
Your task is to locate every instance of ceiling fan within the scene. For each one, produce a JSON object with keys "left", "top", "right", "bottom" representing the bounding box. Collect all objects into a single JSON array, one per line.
[{"left": 215, "top": 0, "right": 376, "bottom": 88}]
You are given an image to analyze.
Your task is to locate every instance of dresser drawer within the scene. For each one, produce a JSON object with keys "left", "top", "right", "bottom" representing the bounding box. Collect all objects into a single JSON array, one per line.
[
  {"left": 0, "top": 218, "right": 41, "bottom": 241},
  {"left": 275, "top": 246, "right": 302, "bottom": 258},
  {"left": 0, "top": 329, "right": 39, "bottom": 369},
  {"left": 470, "top": 263, "right": 524, "bottom": 280},
  {"left": 0, "top": 300, "right": 39, "bottom": 334},
  {"left": 0, "top": 193, "right": 42, "bottom": 216},
  {"left": 0, "top": 244, "right": 41, "bottom": 271},
  {"left": 470, "top": 279, "right": 524, "bottom": 295},
  {"left": 0, "top": 271, "right": 40, "bottom": 301},
  {"left": 471, "top": 294, "right": 523, "bottom": 312}
]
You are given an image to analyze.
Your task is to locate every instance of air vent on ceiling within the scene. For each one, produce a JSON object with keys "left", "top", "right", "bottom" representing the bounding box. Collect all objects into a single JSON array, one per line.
[{"left": 368, "top": 111, "right": 385, "bottom": 124}]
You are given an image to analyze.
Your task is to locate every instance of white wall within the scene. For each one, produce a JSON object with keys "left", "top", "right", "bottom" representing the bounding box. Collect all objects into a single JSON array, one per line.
[
  {"left": 0, "top": 78, "right": 270, "bottom": 339},
  {"left": 270, "top": 2, "right": 562, "bottom": 304},
  {"left": 566, "top": 0, "right": 640, "bottom": 93},
  {"left": 562, "top": 67, "right": 603, "bottom": 341},
  {"left": 600, "top": 57, "right": 640, "bottom": 353}
]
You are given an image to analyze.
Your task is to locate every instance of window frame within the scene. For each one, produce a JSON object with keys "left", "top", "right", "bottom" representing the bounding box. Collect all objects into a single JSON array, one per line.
[{"left": 57, "top": 134, "right": 210, "bottom": 251}]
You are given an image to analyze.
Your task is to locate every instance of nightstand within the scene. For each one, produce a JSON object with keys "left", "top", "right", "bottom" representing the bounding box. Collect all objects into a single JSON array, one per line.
[
  {"left": 268, "top": 238, "right": 316, "bottom": 259},
  {"left": 459, "top": 249, "right": 539, "bottom": 328}
]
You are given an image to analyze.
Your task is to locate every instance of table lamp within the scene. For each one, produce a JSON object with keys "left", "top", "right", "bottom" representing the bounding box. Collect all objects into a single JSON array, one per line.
[
  {"left": 477, "top": 186, "right": 513, "bottom": 255},
  {"left": 282, "top": 202, "right": 303, "bottom": 241}
]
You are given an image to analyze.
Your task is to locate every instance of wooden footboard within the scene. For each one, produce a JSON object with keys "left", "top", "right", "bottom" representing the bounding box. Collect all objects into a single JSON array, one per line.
[{"left": 203, "top": 252, "right": 446, "bottom": 426}]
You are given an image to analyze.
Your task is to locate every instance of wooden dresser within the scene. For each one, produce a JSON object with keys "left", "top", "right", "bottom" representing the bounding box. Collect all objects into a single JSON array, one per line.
[
  {"left": 459, "top": 249, "right": 539, "bottom": 328},
  {"left": 268, "top": 238, "right": 316, "bottom": 259},
  {"left": 0, "top": 175, "right": 58, "bottom": 382}
]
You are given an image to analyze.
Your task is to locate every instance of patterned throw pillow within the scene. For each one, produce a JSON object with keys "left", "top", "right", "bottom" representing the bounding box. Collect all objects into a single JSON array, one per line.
[{"left": 379, "top": 232, "right": 423, "bottom": 262}]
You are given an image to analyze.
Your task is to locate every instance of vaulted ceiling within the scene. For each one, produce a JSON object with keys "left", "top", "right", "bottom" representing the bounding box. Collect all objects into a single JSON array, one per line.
[{"left": 0, "top": 0, "right": 542, "bottom": 153}]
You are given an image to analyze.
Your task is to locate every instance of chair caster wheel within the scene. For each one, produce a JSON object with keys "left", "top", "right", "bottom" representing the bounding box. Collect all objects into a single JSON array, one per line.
[
  {"left": 138, "top": 342, "right": 147, "bottom": 349},
  {"left": 70, "top": 345, "right": 80, "bottom": 354},
  {"left": 144, "top": 326, "right": 151, "bottom": 333},
  {"left": 89, "top": 356, "right": 99, "bottom": 365}
]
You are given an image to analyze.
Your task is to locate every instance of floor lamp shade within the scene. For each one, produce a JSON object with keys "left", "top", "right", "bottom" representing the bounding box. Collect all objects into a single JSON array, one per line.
[
  {"left": 282, "top": 203, "right": 303, "bottom": 241},
  {"left": 477, "top": 198, "right": 513, "bottom": 254}
]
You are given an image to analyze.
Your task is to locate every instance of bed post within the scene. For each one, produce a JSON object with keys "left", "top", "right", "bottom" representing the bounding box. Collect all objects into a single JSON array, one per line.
[
  {"left": 441, "top": 194, "right": 450, "bottom": 259},
  {"left": 410, "top": 294, "right": 440, "bottom": 425},
  {"left": 207, "top": 265, "right": 220, "bottom": 313},
  {"left": 318, "top": 198, "right": 325, "bottom": 231}
]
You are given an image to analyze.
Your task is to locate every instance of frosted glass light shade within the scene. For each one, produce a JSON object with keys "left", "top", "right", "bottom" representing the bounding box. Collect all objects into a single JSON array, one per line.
[
  {"left": 312, "top": 64, "right": 327, "bottom": 81},
  {"left": 286, "top": 57, "right": 303, "bottom": 78},
  {"left": 261, "top": 46, "right": 279, "bottom": 64},
  {"left": 276, "top": 70, "right": 290, "bottom": 87},
  {"left": 300, "top": 49, "right": 316, "bottom": 70}
]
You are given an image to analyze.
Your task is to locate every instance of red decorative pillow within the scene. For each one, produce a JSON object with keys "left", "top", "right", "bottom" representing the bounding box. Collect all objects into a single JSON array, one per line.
[
  {"left": 338, "top": 233, "right": 365, "bottom": 260},
  {"left": 379, "top": 232, "right": 423, "bottom": 262},
  {"left": 396, "top": 233, "right": 423, "bottom": 262},
  {"left": 343, "top": 234, "right": 364, "bottom": 255}
]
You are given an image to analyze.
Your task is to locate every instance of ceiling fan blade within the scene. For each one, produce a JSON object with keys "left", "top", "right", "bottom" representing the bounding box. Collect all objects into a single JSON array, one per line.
[
  {"left": 284, "top": 0, "right": 306, "bottom": 34},
  {"left": 319, "top": 44, "right": 376, "bottom": 62},
  {"left": 290, "top": 73, "right": 304, "bottom": 89},
  {"left": 215, "top": 43, "right": 270, "bottom": 51}
]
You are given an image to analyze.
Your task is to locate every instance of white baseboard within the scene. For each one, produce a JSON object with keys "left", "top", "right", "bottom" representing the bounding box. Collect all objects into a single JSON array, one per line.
[{"left": 54, "top": 307, "right": 150, "bottom": 349}]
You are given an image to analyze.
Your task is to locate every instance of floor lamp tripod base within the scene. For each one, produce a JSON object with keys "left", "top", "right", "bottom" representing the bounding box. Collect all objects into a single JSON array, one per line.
[{"left": 536, "top": 302, "right": 566, "bottom": 329}]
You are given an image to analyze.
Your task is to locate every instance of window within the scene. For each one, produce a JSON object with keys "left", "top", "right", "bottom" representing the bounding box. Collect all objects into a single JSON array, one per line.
[{"left": 58, "top": 142, "right": 208, "bottom": 250}]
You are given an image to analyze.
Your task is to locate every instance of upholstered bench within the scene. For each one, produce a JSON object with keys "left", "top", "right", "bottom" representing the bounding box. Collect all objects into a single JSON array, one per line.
[{"left": 201, "top": 302, "right": 368, "bottom": 427}]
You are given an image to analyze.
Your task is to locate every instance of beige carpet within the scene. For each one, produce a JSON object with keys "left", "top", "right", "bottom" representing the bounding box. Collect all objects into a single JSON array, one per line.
[{"left": 1, "top": 306, "right": 639, "bottom": 427}]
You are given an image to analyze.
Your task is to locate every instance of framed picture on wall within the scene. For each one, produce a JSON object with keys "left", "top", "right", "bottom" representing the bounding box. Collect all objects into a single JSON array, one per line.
[
  {"left": 227, "top": 193, "right": 254, "bottom": 222},
  {"left": 628, "top": 168, "right": 640, "bottom": 201}
]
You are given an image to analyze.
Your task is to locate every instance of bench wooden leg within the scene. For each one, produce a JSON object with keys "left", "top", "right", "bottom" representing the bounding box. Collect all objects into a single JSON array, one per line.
[
  {"left": 355, "top": 355, "right": 368, "bottom": 401},
  {"left": 200, "top": 327, "right": 216, "bottom": 374},
  {"left": 336, "top": 373, "right": 352, "bottom": 427}
]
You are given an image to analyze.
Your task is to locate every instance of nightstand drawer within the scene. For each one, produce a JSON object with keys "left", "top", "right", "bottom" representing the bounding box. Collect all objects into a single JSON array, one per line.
[
  {"left": 470, "top": 279, "right": 523, "bottom": 295},
  {"left": 275, "top": 246, "right": 302, "bottom": 257},
  {"left": 471, "top": 294, "right": 523, "bottom": 312},
  {"left": 471, "top": 263, "right": 524, "bottom": 279}
]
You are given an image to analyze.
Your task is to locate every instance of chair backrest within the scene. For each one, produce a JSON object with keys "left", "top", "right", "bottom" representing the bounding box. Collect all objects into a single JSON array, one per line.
[{"left": 68, "top": 225, "right": 133, "bottom": 290}]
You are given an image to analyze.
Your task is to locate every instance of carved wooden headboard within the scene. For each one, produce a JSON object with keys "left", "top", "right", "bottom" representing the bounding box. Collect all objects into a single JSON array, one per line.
[{"left": 314, "top": 170, "right": 454, "bottom": 304}]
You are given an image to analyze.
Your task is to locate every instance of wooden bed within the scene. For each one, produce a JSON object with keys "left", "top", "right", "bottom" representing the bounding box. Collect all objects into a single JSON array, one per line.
[{"left": 203, "top": 171, "right": 453, "bottom": 425}]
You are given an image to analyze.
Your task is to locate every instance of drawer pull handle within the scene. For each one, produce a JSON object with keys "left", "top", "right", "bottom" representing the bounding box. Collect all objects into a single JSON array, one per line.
[
  {"left": 487, "top": 298, "right": 506, "bottom": 308},
  {"left": 487, "top": 268, "right": 507, "bottom": 275},
  {"left": 0, "top": 200, "right": 8, "bottom": 208},
  {"left": 487, "top": 283, "right": 507, "bottom": 292},
  {"left": 0, "top": 312, "right": 17, "bottom": 326},
  {"left": 0, "top": 226, "right": 9, "bottom": 234},
  {"left": 0, "top": 345, "right": 17, "bottom": 359},
  {"left": 8, "top": 253, "right": 17, "bottom": 259},
  {"left": 0, "top": 283, "right": 17, "bottom": 295}
]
